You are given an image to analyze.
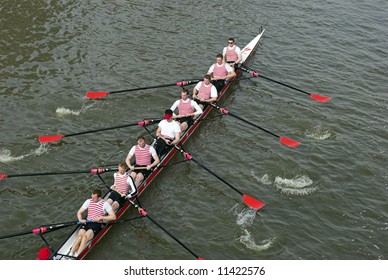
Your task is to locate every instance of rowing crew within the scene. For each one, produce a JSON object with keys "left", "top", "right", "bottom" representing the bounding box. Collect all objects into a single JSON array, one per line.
[
  {"left": 65, "top": 38, "right": 242, "bottom": 259},
  {"left": 153, "top": 43, "right": 240, "bottom": 157}
]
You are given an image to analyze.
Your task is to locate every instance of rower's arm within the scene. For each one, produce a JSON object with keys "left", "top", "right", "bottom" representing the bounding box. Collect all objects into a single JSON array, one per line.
[
  {"left": 226, "top": 70, "right": 236, "bottom": 80},
  {"left": 171, "top": 132, "right": 181, "bottom": 145},
  {"left": 156, "top": 127, "right": 161, "bottom": 137},
  {"left": 192, "top": 101, "right": 203, "bottom": 115},
  {"left": 104, "top": 210, "right": 116, "bottom": 222},
  {"left": 151, "top": 152, "right": 160, "bottom": 167},
  {"left": 125, "top": 152, "right": 134, "bottom": 170}
]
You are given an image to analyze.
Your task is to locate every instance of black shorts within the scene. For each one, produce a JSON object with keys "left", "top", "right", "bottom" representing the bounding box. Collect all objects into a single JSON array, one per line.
[
  {"left": 134, "top": 165, "right": 152, "bottom": 177},
  {"left": 211, "top": 80, "right": 225, "bottom": 93},
  {"left": 154, "top": 137, "right": 173, "bottom": 158},
  {"left": 108, "top": 191, "right": 126, "bottom": 207},
  {"left": 177, "top": 116, "right": 194, "bottom": 127},
  {"left": 80, "top": 222, "right": 104, "bottom": 236}
]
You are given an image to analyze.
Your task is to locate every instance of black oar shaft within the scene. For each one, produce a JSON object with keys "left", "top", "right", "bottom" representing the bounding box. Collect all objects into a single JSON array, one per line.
[
  {"left": 191, "top": 157, "right": 243, "bottom": 196},
  {"left": 175, "top": 146, "right": 243, "bottom": 196},
  {"left": 226, "top": 110, "right": 278, "bottom": 138},
  {"left": 4, "top": 168, "right": 114, "bottom": 179},
  {"left": 258, "top": 74, "right": 310, "bottom": 95},
  {"left": 0, "top": 220, "right": 88, "bottom": 240},
  {"left": 128, "top": 199, "right": 201, "bottom": 259},
  {"left": 6, "top": 170, "right": 90, "bottom": 178},
  {"left": 145, "top": 214, "right": 200, "bottom": 259},
  {"left": 110, "top": 83, "right": 176, "bottom": 94},
  {"left": 208, "top": 102, "right": 279, "bottom": 138},
  {"left": 0, "top": 230, "right": 33, "bottom": 240},
  {"left": 65, "top": 121, "right": 156, "bottom": 137}
]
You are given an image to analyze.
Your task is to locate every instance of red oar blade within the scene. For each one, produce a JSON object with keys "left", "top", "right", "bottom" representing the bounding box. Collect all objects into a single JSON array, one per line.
[
  {"left": 39, "top": 134, "right": 64, "bottom": 143},
  {"left": 279, "top": 136, "right": 301, "bottom": 148},
  {"left": 0, "top": 174, "right": 8, "bottom": 180},
  {"left": 310, "top": 93, "right": 331, "bottom": 103},
  {"left": 86, "top": 91, "right": 110, "bottom": 99},
  {"left": 242, "top": 194, "right": 265, "bottom": 210}
]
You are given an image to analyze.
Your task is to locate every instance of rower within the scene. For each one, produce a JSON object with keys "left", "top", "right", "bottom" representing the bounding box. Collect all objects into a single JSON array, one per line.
[
  {"left": 207, "top": 53, "right": 236, "bottom": 92},
  {"left": 192, "top": 74, "right": 218, "bottom": 110},
  {"left": 222, "top": 37, "right": 242, "bottom": 67},
  {"left": 170, "top": 88, "right": 203, "bottom": 132},
  {"left": 126, "top": 136, "right": 160, "bottom": 186},
  {"left": 68, "top": 189, "right": 116, "bottom": 259},
  {"left": 106, "top": 162, "right": 137, "bottom": 211},
  {"left": 154, "top": 109, "right": 181, "bottom": 158}
]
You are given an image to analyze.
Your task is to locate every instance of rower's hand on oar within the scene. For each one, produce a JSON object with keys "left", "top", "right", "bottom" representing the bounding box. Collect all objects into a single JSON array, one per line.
[{"left": 92, "top": 216, "right": 104, "bottom": 223}]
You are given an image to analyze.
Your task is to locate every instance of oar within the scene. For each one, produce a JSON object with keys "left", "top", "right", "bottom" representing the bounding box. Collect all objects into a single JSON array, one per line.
[
  {"left": 0, "top": 220, "right": 92, "bottom": 240},
  {"left": 208, "top": 102, "right": 301, "bottom": 148},
  {"left": 38, "top": 118, "right": 162, "bottom": 143},
  {"left": 174, "top": 145, "right": 265, "bottom": 210},
  {"left": 239, "top": 65, "right": 331, "bottom": 103},
  {"left": 0, "top": 167, "right": 115, "bottom": 181},
  {"left": 86, "top": 79, "right": 201, "bottom": 99},
  {"left": 127, "top": 199, "right": 204, "bottom": 260}
]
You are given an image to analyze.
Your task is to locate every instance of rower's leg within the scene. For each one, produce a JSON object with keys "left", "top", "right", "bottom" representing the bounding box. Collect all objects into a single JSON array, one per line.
[
  {"left": 135, "top": 173, "right": 144, "bottom": 187},
  {"left": 76, "top": 229, "right": 94, "bottom": 255},
  {"left": 181, "top": 122, "right": 188, "bottom": 132},
  {"left": 112, "top": 201, "right": 120, "bottom": 211},
  {"left": 70, "top": 228, "right": 86, "bottom": 254}
]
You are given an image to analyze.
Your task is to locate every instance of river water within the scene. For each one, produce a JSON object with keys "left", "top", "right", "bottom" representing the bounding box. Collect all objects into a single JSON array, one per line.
[{"left": 0, "top": 0, "right": 387, "bottom": 260}]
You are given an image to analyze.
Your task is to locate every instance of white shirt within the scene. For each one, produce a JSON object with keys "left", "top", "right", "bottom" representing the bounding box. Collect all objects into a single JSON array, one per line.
[{"left": 158, "top": 119, "right": 181, "bottom": 139}]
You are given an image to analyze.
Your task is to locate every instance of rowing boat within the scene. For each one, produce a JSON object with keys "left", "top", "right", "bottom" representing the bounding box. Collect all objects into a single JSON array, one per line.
[{"left": 52, "top": 28, "right": 265, "bottom": 260}]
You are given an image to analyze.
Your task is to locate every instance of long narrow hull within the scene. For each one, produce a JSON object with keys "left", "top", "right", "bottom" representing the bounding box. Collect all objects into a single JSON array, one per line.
[{"left": 53, "top": 28, "right": 265, "bottom": 260}]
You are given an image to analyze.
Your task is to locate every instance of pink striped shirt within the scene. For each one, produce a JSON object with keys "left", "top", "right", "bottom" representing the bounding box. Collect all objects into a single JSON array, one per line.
[
  {"left": 86, "top": 199, "right": 106, "bottom": 220},
  {"left": 135, "top": 144, "right": 152, "bottom": 165},
  {"left": 114, "top": 172, "right": 130, "bottom": 193},
  {"left": 213, "top": 63, "right": 228, "bottom": 78},
  {"left": 197, "top": 82, "right": 216, "bottom": 100},
  {"left": 225, "top": 46, "right": 238, "bottom": 62},
  {"left": 178, "top": 99, "right": 194, "bottom": 115}
]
